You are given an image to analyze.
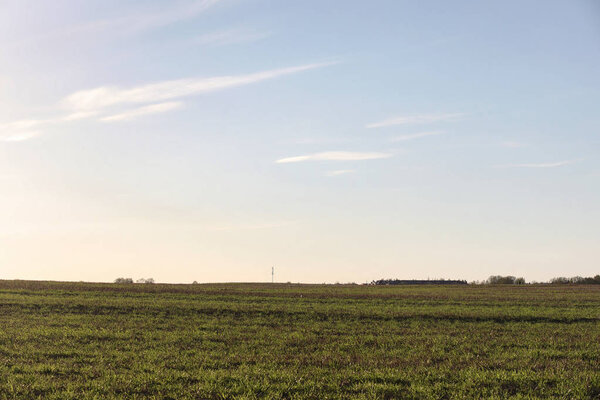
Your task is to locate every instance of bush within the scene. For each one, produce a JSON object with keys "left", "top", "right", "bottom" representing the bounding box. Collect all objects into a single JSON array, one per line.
[
  {"left": 487, "top": 276, "right": 515, "bottom": 284},
  {"left": 114, "top": 277, "right": 133, "bottom": 284},
  {"left": 485, "top": 276, "right": 526, "bottom": 285},
  {"left": 136, "top": 278, "right": 155, "bottom": 284}
]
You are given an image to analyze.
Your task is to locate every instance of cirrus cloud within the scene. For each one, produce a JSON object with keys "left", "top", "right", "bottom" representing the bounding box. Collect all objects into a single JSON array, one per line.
[
  {"left": 100, "top": 101, "right": 183, "bottom": 122},
  {"left": 194, "top": 28, "right": 271, "bottom": 47},
  {"left": 276, "top": 151, "right": 393, "bottom": 163},
  {"left": 0, "top": 61, "right": 336, "bottom": 141},
  {"left": 494, "top": 160, "right": 580, "bottom": 168},
  {"left": 366, "top": 113, "right": 464, "bottom": 128},
  {"left": 391, "top": 131, "right": 444, "bottom": 142},
  {"left": 62, "top": 62, "right": 337, "bottom": 111}
]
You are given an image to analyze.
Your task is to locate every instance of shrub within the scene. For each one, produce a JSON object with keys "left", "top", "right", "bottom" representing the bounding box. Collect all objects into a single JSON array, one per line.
[
  {"left": 114, "top": 277, "right": 133, "bottom": 284},
  {"left": 487, "top": 276, "right": 516, "bottom": 284}
]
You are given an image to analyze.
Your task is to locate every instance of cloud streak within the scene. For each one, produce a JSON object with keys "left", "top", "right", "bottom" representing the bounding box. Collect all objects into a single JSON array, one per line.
[
  {"left": 495, "top": 160, "right": 579, "bottom": 168},
  {"left": 1, "top": 61, "right": 335, "bottom": 141},
  {"left": 6, "top": 0, "right": 224, "bottom": 49},
  {"left": 1, "top": 130, "right": 43, "bottom": 142},
  {"left": 366, "top": 113, "right": 464, "bottom": 128},
  {"left": 276, "top": 151, "right": 393, "bottom": 163},
  {"left": 0, "top": 119, "right": 50, "bottom": 142},
  {"left": 63, "top": 62, "right": 336, "bottom": 111},
  {"left": 0, "top": 113, "right": 100, "bottom": 142},
  {"left": 206, "top": 220, "right": 295, "bottom": 232},
  {"left": 100, "top": 101, "right": 183, "bottom": 122},
  {"left": 61, "top": 111, "right": 99, "bottom": 121},
  {"left": 116, "top": 0, "right": 223, "bottom": 34},
  {"left": 194, "top": 28, "right": 271, "bottom": 47},
  {"left": 391, "top": 131, "right": 444, "bottom": 142}
]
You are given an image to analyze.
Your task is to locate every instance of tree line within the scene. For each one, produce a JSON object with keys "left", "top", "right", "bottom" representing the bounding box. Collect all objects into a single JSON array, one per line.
[
  {"left": 371, "top": 279, "right": 468, "bottom": 285},
  {"left": 371, "top": 275, "right": 600, "bottom": 285},
  {"left": 114, "top": 277, "right": 155, "bottom": 284},
  {"left": 549, "top": 275, "right": 600, "bottom": 284},
  {"left": 112, "top": 275, "right": 600, "bottom": 285},
  {"left": 480, "top": 275, "right": 600, "bottom": 285}
]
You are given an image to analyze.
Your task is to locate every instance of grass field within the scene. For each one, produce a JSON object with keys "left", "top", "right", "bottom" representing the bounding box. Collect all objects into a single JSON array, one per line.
[{"left": 0, "top": 280, "right": 599, "bottom": 399}]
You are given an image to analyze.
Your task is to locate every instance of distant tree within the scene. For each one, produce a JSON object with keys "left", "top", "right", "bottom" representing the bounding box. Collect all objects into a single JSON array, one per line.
[
  {"left": 192, "top": 281, "right": 198, "bottom": 285},
  {"left": 514, "top": 277, "right": 526, "bottom": 285},
  {"left": 371, "top": 279, "right": 467, "bottom": 285},
  {"left": 114, "top": 277, "right": 133, "bottom": 284},
  {"left": 487, "top": 275, "right": 517, "bottom": 284}
]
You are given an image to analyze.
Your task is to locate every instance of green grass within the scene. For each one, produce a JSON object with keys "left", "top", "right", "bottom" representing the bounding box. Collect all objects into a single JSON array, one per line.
[{"left": 0, "top": 281, "right": 599, "bottom": 399}]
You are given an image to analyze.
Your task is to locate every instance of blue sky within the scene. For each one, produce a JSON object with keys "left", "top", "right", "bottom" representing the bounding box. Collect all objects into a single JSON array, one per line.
[{"left": 0, "top": 0, "right": 598, "bottom": 283}]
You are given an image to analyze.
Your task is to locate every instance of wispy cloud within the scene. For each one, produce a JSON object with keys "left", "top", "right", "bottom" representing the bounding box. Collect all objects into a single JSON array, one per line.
[
  {"left": 1, "top": 119, "right": 45, "bottom": 131},
  {"left": 6, "top": 0, "right": 224, "bottom": 49},
  {"left": 292, "top": 137, "right": 352, "bottom": 145},
  {"left": 391, "top": 131, "right": 444, "bottom": 142},
  {"left": 1, "top": 61, "right": 335, "bottom": 141},
  {"left": 100, "top": 101, "right": 183, "bottom": 122},
  {"left": 0, "top": 119, "right": 49, "bottom": 142},
  {"left": 495, "top": 160, "right": 580, "bottom": 168},
  {"left": 206, "top": 220, "right": 295, "bottom": 231},
  {"left": 194, "top": 28, "right": 271, "bottom": 47},
  {"left": 1, "top": 130, "right": 43, "bottom": 142},
  {"left": 0, "top": 113, "right": 99, "bottom": 142},
  {"left": 366, "top": 113, "right": 464, "bottom": 128},
  {"left": 276, "top": 151, "right": 393, "bottom": 164},
  {"left": 326, "top": 169, "right": 355, "bottom": 176},
  {"left": 116, "top": 0, "right": 223, "bottom": 34},
  {"left": 61, "top": 111, "right": 99, "bottom": 121},
  {"left": 63, "top": 62, "right": 336, "bottom": 111}
]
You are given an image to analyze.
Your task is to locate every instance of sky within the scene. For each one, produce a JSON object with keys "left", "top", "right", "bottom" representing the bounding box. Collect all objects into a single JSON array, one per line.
[{"left": 0, "top": 0, "right": 599, "bottom": 283}]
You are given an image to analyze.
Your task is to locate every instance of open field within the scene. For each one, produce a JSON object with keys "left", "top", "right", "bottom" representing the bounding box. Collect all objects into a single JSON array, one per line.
[{"left": 0, "top": 281, "right": 599, "bottom": 399}]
